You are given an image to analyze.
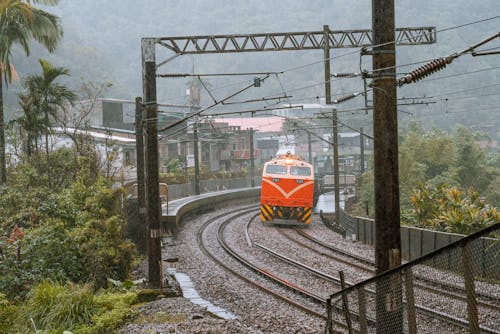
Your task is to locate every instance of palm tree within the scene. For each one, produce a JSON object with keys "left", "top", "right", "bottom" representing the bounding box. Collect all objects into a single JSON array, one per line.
[
  {"left": 15, "top": 93, "right": 44, "bottom": 157},
  {"left": 0, "top": 0, "right": 62, "bottom": 184},
  {"left": 22, "top": 59, "right": 75, "bottom": 186}
]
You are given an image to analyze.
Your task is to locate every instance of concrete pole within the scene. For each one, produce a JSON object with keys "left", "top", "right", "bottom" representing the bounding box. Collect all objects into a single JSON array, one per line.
[
  {"left": 372, "top": 1, "right": 402, "bottom": 332},
  {"left": 141, "top": 38, "right": 161, "bottom": 288},
  {"left": 323, "top": 25, "right": 341, "bottom": 224},
  {"left": 135, "top": 97, "right": 147, "bottom": 250},
  {"left": 360, "top": 127, "right": 365, "bottom": 174}
]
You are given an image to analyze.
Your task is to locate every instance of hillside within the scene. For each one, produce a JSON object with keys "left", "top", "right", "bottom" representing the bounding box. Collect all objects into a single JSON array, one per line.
[{"left": 5, "top": 0, "right": 500, "bottom": 139}]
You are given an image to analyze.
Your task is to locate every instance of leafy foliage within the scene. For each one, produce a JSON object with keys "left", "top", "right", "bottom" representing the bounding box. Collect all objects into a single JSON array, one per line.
[
  {"left": 1, "top": 0, "right": 64, "bottom": 185},
  {"left": 406, "top": 183, "right": 498, "bottom": 234},
  {"left": 77, "top": 216, "right": 136, "bottom": 289},
  {"left": 0, "top": 147, "right": 136, "bottom": 299},
  {"left": 354, "top": 123, "right": 499, "bottom": 231}
]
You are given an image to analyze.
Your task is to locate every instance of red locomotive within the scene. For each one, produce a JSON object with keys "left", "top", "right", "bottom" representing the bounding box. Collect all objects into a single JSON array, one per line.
[{"left": 260, "top": 152, "right": 314, "bottom": 225}]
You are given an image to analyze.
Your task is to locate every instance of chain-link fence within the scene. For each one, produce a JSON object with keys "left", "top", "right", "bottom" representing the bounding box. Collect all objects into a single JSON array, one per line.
[{"left": 326, "top": 223, "right": 500, "bottom": 334}]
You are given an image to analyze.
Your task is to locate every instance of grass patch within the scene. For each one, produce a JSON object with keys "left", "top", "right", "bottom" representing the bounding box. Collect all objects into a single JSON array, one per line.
[
  {"left": 12, "top": 280, "right": 138, "bottom": 334},
  {"left": 134, "top": 311, "right": 188, "bottom": 324}
]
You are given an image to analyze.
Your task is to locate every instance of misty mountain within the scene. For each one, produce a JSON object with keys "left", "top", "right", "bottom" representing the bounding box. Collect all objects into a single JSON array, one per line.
[{"left": 6, "top": 0, "right": 500, "bottom": 139}]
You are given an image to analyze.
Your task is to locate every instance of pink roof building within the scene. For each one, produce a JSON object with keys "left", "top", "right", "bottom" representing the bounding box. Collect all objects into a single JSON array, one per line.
[{"left": 212, "top": 117, "right": 285, "bottom": 133}]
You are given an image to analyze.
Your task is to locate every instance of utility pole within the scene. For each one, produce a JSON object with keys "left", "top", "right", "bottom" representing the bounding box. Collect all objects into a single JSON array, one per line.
[
  {"left": 193, "top": 122, "right": 200, "bottom": 195},
  {"left": 308, "top": 132, "right": 312, "bottom": 164},
  {"left": 323, "top": 25, "right": 341, "bottom": 224},
  {"left": 372, "top": 1, "right": 402, "bottom": 332},
  {"left": 249, "top": 128, "right": 255, "bottom": 187},
  {"left": 141, "top": 38, "right": 161, "bottom": 288},
  {"left": 360, "top": 127, "right": 365, "bottom": 174},
  {"left": 135, "top": 97, "right": 147, "bottom": 251}
]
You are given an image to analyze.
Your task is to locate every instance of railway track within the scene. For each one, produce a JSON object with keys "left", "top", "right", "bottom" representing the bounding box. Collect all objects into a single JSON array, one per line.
[
  {"left": 194, "top": 205, "right": 336, "bottom": 328},
  {"left": 244, "top": 222, "right": 499, "bottom": 333},
  {"left": 165, "top": 193, "right": 498, "bottom": 333},
  {"left": 293, "top": 228, "right": 500, "bottom": 313}
]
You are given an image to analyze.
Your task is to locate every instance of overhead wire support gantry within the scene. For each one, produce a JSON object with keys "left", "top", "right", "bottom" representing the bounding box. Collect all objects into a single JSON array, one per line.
[{"left": 154, "top": 27, "right": 436, "bottom": 58}]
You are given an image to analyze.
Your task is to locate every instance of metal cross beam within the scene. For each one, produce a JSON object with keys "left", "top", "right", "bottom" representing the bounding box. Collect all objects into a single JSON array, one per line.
[{"left": 156, "top": 27, "right": 435, "bottom": 55}]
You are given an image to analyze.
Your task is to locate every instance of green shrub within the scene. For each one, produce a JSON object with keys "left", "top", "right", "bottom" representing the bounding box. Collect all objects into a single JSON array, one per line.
[
  {"left": 76, "top": 216, "right": 136, "bottom": 288},
  {"left": 74, "top": 291, "right": 137, "bottom": 334}
]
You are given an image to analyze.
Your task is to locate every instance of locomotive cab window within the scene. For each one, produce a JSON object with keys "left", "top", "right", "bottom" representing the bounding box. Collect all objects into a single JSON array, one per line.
[
  {"left": 265, "top": 165, "right": 287, "bottom": 175},
  {"left": 290, "top": 166, "right": 311, "bottom": 176}
]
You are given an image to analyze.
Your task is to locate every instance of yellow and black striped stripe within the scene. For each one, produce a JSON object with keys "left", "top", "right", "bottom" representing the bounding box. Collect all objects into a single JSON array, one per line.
[
  {"left": 301, "top": 207, "right": 312, "bottom": 224},
  {"left": 260, "top": 204, "right": 274, "bottom": 222}
]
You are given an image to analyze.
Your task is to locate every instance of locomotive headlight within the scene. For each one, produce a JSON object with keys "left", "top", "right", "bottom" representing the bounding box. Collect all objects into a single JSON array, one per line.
[
  {"left": 285, "top": 159, "right": 293, "bottom": 165},
  {"left": 296, "top": 179, "right": 304, "bottom": 184}
]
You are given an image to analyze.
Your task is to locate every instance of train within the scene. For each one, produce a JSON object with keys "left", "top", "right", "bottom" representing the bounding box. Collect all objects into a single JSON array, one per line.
[{"left": 260, "top": 152, "right": 315, "bottom": 225}]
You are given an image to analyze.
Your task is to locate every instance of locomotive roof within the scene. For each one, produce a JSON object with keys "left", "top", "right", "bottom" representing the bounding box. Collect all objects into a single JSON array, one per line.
[{"left": 274, "top": 152, "right": 303, "bottom": 161}]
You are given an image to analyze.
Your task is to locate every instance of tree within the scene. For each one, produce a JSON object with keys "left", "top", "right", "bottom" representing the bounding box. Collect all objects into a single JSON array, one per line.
[
  {"left": 20, "top": 59, "right": 75, "bottom": 186},
  {"left": 450, "top": 127, "right": 488, "bottom": 192},
  {"left": 14, "top": 94, "right": 44, "bottom": 157},
  {"left": 0, "top": 0, "right": 62, "bottom": 185}
]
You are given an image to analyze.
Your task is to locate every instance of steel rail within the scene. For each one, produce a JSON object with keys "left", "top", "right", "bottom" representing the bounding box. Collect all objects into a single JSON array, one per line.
[
  {"left": 195, "top": 206, "right": 334, "bottom": 327},
  {"left": 296, "top": 228, "right": 500, "bottom": 311}
]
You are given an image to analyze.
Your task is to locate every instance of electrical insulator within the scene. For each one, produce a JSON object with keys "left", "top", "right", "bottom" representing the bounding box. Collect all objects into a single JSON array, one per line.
[
  {"left": 398, "top": 57, "right": 454, "bottom": 86},
  {"left": 332, "top": 72, "right": 360, "bottom": 78}
]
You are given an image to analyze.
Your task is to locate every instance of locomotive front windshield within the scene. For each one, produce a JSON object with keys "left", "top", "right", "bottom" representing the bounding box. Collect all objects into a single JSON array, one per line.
[
  {"left": 265, "top": 165, "right": 288, "bottom": 175},
  {"left": 265, "top": 164, "right": 311, "bottom": 176},
  {"left": 290, "top": 166, "right": 311, "bottom": 176}
]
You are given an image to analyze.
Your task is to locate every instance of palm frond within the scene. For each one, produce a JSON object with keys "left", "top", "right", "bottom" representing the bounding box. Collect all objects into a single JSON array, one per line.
[{"left": 0, "top": 0, "right": 62, "bottom": 82}]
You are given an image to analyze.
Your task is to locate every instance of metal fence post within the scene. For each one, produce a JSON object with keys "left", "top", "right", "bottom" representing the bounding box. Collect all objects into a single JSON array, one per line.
[
  {"left": 325, "top": 297, "right": 334, "bottom": 334},
  {"left": 404, "top": 268, "right": 417, "bottom": 334},
  {"left": 358, "top": 288, "right": 368, "bottom": 333},
  {"left": 463, "top": 242, "right": 479, "bottom": 334},
  {"left": 339, "top": 271, "right": 353, "bottom": 334}
]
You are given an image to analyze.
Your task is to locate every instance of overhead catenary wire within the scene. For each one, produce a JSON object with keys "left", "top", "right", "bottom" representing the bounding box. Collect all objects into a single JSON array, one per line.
[
  {"left": 159, "top": 16, "right": 500, "bottom": 106},
  {"left": 280, "top": 15, "right": 500, "bottom": 74},
  {"left": 419, "top": 65, "right": 500, "bottom": 82},
  {"left": 157, "top": 74, "right": 271, "bottom": 133},
  {"left": 428, "top": 82, "right": 500, "bottom": 97},
  {"left": 152, "top": 18, "right": 500, "bottom": 131}
]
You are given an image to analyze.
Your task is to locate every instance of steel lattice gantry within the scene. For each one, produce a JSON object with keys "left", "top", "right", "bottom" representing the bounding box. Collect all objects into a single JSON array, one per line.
[{"left": 155, "top": 27, "right": 436, "bottom": 55}]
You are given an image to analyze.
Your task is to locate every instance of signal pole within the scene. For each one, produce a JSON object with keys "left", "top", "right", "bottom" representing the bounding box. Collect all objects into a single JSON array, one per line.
[
  {"left": 372, "top": 1, "right": 402, "bottom": 332},
  {"left": 308, "top": 132, "right": 312, "bottom": 164},
  {"left": 193, "top": 122, "right": 200, "bottom": 195},
  {"left": 249, "top": 128, "right": 255, "bottom": 187}
]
